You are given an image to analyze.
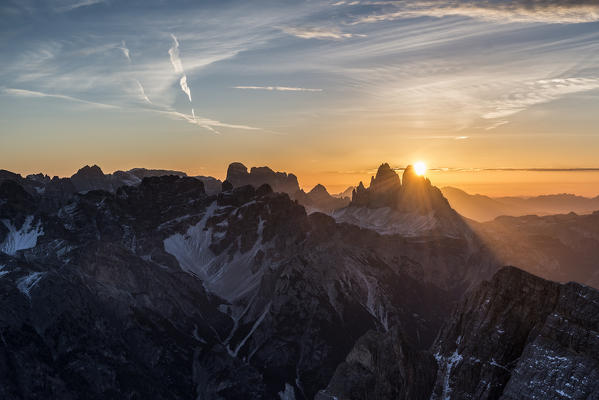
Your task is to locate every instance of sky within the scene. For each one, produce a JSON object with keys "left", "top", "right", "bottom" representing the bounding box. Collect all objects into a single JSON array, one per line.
[{"left": 1, "top": 0, "right": 599, "bottom": 196}]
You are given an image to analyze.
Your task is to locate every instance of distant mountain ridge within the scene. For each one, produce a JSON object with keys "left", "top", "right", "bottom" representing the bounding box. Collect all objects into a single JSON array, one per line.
[
  {"left": 0, "top": 165, "right": 223, "bottom": 200},
  {"left": 225, "top": 161, "right": 350, "bottom": 214},
  {"left": 442, "top": 186, "right": 599, "bottom": 221}
]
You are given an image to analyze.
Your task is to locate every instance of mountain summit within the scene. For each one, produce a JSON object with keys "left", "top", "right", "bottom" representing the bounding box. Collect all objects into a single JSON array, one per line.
[
  {"left": 225, "top": 162, "right": 300, "bottom": 194},
  {"left": 334, "top": 163, "right": 466, "bottom": 237},
  {"left": 352, "top": 163, "right": 448, "bottom": 214}
]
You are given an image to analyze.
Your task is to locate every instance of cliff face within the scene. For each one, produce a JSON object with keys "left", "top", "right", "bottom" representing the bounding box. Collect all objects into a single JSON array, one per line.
[
  {"left": 335, "top": 163, "right": 474, "bottom": 239},
  {"left": 225, "top": 162, "right": 300, "bottom": 194},
  {"left": 0, "top": 175, "right": 488, "bottom": 399},
  {"left": 316, "top": 326, "right": 438, "bottom": 400},
  {"left": 351, "top": 163, "right": 454, "bottom": 216},
  {"left": 322, "top": 266, "right": 599, "bottom": 400}
]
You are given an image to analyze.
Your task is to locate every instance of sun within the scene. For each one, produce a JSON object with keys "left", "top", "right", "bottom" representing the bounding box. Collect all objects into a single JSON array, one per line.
[{"left": 414, "top": 161, "right": 427, "bottom": 176}]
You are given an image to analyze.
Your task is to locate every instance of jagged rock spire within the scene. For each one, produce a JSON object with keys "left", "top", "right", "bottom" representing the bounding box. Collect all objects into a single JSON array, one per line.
[{"left": 370, "top": 163, "right": 401, "bottom": 192}]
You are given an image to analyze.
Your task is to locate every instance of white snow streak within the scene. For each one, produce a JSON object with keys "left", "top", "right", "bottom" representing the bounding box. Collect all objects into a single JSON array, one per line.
[
  {"left": 433, "top": 350, "right": 463, "bottom": 400},
  {"left": 278, "top": 383, "right": 296, "bottom": 400},
  {"left": 163, "top": 203, "right": 271, "bottom": 302},
  {"left": 229, "top": 302, "right": 271, "bottom": 357},
  {"left": 16, "top": 272, "right": 45, "bottom": 298},
  {"left": 1, "top": 216, "right": 43, "bottom": 255}
]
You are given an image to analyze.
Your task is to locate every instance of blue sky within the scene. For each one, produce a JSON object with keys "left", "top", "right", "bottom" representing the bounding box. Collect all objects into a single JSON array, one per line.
[{"left": 1, "top": 0, "right": 599, "bottom": 194}]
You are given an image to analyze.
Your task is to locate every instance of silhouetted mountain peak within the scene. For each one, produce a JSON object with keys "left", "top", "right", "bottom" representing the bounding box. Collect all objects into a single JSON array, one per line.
[
  {"left": 402, "top": 164, "right": 428, "bottom": 187},
  {"left": 72, "top": 164, "right": 105, "bottom": 179},
  {"left": 351, "top": 162, "right": 444, "bottom": 214},
  {"left": 340, "top": 162, "right": 463, "bottom": 235},
  {"left": 309, "top": 184, "right": 329, "bottom": 195},
  {"left": 225, "top": 162, "right": 249, "bottom": 186},
  {"left": 225, "top": 162, "right": 300, "bottom": 194},
  {"left": 371, "top": 163, "right": 401, "bottom": 192}
]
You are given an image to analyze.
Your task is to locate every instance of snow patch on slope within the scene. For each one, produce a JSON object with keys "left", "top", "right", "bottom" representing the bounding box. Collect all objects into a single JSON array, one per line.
[
  {"left": 278, "top": 383, "right": 296, "bottom": 400},
  {"left": 433, "top": 349, "right": 463, "bottom": 400},
  {"left": 0, "top": 264, "right": 9, "bottom": 279},
  {"left": 16, "top": 271, "right": 45, "bottom": 298},
  {"left": 333, "top": 206, "right": 437, "bottom": 236},
  {"left": 228, "top": 302, "right": 271, "bottom": 358},
  {"left": 0, "top": 216, "right": 43, "bottom": 255},
  {"left": 164, "top": 202, "right": 271, "bottom": 302}
]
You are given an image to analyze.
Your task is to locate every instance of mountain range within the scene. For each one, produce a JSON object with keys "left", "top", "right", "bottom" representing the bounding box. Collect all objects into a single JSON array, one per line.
[
  {"left": 1, "top": 162, "right": 598, "bottom": 399},
  {"left": 442, "top": 186, "right": 599, "bottom": 222}
]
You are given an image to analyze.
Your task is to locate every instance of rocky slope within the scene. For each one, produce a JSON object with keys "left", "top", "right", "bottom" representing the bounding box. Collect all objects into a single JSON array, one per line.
[
  {"left": 430, "top": 266, "right": 599, "bottom": 399},
  {"left": 225, "top": 162, "right": 350, "bottom": 214},
  {"left": 334, "top": 164, "right": 471, "bottom": 238},
  {"left": 0, "top": 174, "right": 497, "bottom": 399},
  {"left": 320, "top": 266, "right": 599, "bottom": 400},
  {"left": 225, "top": 162, "right": 300, "bottom": 194}
]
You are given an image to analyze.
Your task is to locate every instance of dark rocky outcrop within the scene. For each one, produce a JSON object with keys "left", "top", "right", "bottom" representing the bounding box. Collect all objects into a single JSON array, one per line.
[
  {"left": 430, "top": 266, "right": 599, "bottom": 399},
  {"left": 0, "top": 165, "right": 220, "bottom": 207},
  {"left": 0, "top": 172, "right": 496, "bottom": 399},
  {"left": 351, "top": 163, "right": 453, "bottom": 216},
  {"left": 225, "top": 162, "right": 300, "bottom": 194},
  {"left": 70, "top": 165, "right": 111, "bottom": 192},
  {"left": 316, "top": 326, "right": 437, "bottom": 400},
  {"left": 321, "top": 266, "right": 599, "bottom": 400},
  {"left": 335, "top": 163, "right": 474, "bottom": 239}
]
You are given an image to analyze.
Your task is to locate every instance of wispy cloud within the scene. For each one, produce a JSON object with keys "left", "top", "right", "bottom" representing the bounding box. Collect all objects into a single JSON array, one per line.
[
  {"left": 407, "top": 135, "right": 470, "bottom": 140},
  {"left": 118, "top": 40, "right": 131, "bottom": 62},
  {"left": 157, "top": 109, "right": 259, "bottom": 134},
  {"left": 2, "top": 88, "right": 117, "bottom": 109},
  {"left": 135, "top": 80, "right": 152, "bottom": 104},
  {"left": 168, "top": 34, "right": 193, "bottom": 102},
  {"left": 168, "top": 34, "right": 184, "bottom": 74},
  {"left": 54, "top": 0, "right": 105, "bottom": 13},
  {"left": 485, "top": 120, "right": 509, "bottom": 130},
  {"left": 281, "top": 26, "right": 364, "bottom": 40},
  {"left": 179, "top": 76, "right": 192, "bottom": 101},
  {"left": 350, "top": 1, "right": 599, "bottom": 24},
  {"left": 233, "top": 86, "right": 323, "bottom": 92},
  {"left": 483, "top": 77, "right": 599, "bottom": 119}
]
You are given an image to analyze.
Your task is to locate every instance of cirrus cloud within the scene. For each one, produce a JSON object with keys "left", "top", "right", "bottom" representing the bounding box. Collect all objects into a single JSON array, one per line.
[
  {"left": 351, "top": 0, "right": 599, "bottom": 25},
  {"left": 233, "top": 86, "right": 323, "bottom": 92},
  {"left": 280, "top": 26, "right": 365, "bottom": 40}
]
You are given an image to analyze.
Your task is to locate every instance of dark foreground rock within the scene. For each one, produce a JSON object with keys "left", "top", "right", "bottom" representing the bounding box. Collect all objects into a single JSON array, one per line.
[
  {"left": 321, "top": 266, "right": 599, "bottom": 400},
  {"left": 0, "top": 175, "right": 493, "bottom": 399}
]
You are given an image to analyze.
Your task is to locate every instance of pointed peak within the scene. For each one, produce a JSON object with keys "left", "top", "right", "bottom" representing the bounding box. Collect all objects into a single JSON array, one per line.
[
  {"left": 73, "top": 164, "right": 104, "bottom": 178},
  {"left": 402, "top": 165, "right": 425, "bottom": 187},
  {"left": 309, "top": 184, "right": 329, "bottom": 195},
  {"left": 370, "top": 162, "right": 400, "bottom": 191},
  {"left": 375, "top": 162, "right": 393, "bottom": 175}
]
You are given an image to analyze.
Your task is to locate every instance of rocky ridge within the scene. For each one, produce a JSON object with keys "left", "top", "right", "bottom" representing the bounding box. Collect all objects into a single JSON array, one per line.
[
  {"left": 320, "top": 266, "right": 599, "bottom": 400},
  {"left": 0, "top": 174, "right": 496, "bottom": 399}
]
